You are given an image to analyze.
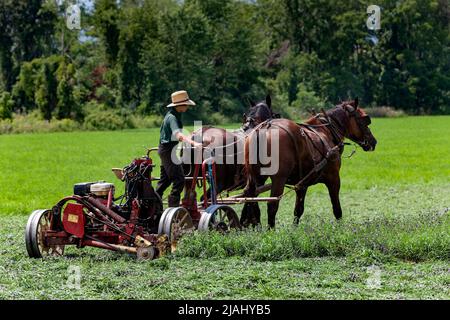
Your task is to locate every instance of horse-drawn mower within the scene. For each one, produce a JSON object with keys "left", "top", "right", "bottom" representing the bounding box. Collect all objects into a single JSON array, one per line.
[{"left": 25, "top": 148, "right": 241, "bottom": 260}]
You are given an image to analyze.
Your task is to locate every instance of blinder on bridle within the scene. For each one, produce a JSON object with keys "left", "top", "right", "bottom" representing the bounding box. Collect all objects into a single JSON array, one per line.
[
  {"left": 344, "top": 104, "right": 371, "bottom": 127},
  {"left": 343, "top": 104, "right": 373, "bottom": 149},
  {"left": 242, "top": 114, "right": 253, "bottom": 130},
  {"left": 359, "top": 115, "right": 371, "bottom": 126}
]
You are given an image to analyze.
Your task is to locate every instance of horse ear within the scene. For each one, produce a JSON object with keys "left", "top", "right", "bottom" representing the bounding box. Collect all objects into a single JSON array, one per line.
[
  {"left": 354, "top": 97, "right": 359, "bottom": 108},
  {"left": 266, "top": 94, "right": 272, "bottom": 109},
  {"left": 346, "top": 104, "right": 355, "bottom": 113},
  {"left": 246, "top": 97, "right": 256, "bottom": 107}
]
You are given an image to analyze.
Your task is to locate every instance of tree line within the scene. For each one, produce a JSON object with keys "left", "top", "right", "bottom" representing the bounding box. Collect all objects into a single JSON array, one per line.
[{"left": 0, "top": 0, "right": 449, "bottom": 126}]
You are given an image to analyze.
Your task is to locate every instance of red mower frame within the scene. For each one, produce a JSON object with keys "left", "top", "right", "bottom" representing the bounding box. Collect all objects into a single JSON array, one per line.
[{"left": 25, "top": 148, "right": 242, "bottom": 261}]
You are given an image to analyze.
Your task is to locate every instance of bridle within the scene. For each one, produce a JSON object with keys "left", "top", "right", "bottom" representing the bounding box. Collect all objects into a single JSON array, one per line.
[
  {"left": 241, "top": 116, "right": 254, "bottom": 131},
  {"left": 242, "top": 103, "right": 280, "bottom": 131},
  {"left": 341, "top": 104, "right": 373, "bottom": 149},
  {"left": 315, "top": 104, "right": 372, "bottom": 150}
]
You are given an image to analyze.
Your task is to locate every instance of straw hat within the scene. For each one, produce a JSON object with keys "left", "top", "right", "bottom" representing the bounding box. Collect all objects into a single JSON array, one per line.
[{"left": 167, "top": 90, "right": 196, "bottom": 108}]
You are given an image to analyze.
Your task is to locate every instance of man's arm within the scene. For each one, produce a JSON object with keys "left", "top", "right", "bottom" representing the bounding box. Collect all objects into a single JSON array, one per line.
[
  {"left": 174, "top": 131, "right": 202, "bottom": 148},
  {"left": 168, "top": 114, "right": 202, "bottom": 148}
]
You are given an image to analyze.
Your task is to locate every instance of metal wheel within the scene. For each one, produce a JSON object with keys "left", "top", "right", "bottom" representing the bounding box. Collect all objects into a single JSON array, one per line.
[
  {"left": 136, "top": 246, "right": 155, "bottom": 261},
  {"left": 198, "top": 205, "right": 241, "bottom": 232},
  {"left": 25, "top": 209, "right": 65, "bottom": 258},
  {"left": 158, "top": 207, "right": 174, "bottom": 237},
  {"left": 158, "top": 207, "right": 194, "bottom": 242}
]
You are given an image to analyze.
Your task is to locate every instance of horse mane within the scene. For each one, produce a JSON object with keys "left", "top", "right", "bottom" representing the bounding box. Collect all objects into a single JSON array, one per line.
[{"left": 304, "top": 99, "right": 357, "bottom": 126}]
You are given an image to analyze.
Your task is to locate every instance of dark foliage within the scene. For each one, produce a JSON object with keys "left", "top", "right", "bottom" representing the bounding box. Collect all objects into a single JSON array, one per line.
[{"left": 0, "top": 0, "right": 448, "bottom": 124}]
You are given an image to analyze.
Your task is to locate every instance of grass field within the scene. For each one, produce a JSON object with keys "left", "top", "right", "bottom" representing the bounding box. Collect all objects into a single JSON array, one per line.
[{"left": 0, "top": 116, "right": 449, "bottom": 299}]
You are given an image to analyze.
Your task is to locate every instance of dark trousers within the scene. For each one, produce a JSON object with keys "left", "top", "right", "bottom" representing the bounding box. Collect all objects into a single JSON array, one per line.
[{"left": 155, "top": 143, "right": 185, "bottom": 207}]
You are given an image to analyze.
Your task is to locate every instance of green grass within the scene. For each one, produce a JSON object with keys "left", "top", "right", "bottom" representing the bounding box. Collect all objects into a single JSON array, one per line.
[{"left": 0, "top": 116, "right": 449, "bottom": 299}]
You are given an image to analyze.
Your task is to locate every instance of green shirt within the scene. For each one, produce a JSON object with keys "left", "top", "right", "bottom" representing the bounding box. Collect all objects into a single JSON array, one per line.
[{"left": 159, "top": 108, "right": 183, "bottom": 144}]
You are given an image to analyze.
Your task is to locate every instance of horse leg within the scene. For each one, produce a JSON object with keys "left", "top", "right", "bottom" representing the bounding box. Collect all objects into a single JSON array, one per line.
[
  {"left": 293, "top": 187, "right": 307, "bottom": 225},
  {"left": 241, "top": 203, "right": 260, "bottom": 228},
  {"left": 245, "top": 176, "right": 269, "bottom": 227},
  {"left": 241, "top": 177, "right": 258, "bottom": 228},
  {"left": 267, "top": 176, "right": 287, "bottom": 229},
  {"left": 325, "top": 177, "right": 342, "bottom": 220}
]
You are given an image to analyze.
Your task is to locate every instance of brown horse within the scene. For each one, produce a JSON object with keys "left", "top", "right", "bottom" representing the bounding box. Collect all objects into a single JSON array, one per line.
[
  {"left": 241, "top": 99, "right": 377, "bottom": 228},
  {"left": 182, "top": 95, "right": 279, "bottom": 195}
]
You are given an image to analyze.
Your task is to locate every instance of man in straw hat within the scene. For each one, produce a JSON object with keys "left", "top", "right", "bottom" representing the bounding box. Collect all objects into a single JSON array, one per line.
[{"left": 155, "top": 90, "right": 203, "bottom": 207}]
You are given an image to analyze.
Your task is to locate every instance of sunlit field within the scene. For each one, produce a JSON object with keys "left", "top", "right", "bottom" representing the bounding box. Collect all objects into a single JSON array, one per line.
[{"left": 0, "top": 116, "right": 449, "bottom": 299}]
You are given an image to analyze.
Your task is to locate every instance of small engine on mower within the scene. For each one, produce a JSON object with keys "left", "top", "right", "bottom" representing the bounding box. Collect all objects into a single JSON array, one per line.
[{"left": 25, "top": 149, "right": 168, "bottom": 261}]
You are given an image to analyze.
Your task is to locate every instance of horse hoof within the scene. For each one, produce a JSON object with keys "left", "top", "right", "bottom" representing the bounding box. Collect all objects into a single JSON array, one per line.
[{"left": 253, "top": 224, "right": 263, "bottom": 231}]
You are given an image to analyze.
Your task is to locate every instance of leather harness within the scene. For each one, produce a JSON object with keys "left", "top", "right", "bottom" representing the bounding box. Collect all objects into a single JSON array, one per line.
[{"left": 256, "top": 114, "right": 345, "bottom": 192}]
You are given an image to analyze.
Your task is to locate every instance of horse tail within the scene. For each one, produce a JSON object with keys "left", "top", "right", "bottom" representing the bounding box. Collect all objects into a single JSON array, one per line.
[
  {"left": 183, "top": 126, "right": 210, "bottom": 177},
  {"left": 243, "top": 129, "right": 252, "bottom": 179},
  {"left": 243, "top": 122, "right": 267, "bottom": 196}
]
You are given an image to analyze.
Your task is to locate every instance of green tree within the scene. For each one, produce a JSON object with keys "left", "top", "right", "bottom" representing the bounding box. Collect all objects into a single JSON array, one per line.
[
  {"left": 56, "top": 60, "right": 79, "bottom": 119},
  {"left": 93, "top": 0, "right": 121, "bottom": 66},
  {"left": 183, "top": 0, "right": 261, "bottom": 115},
  {"left": 0, "top": 0, "right": 57, "bottom": 91},
  {"left": 371, "top": 0, "right": 450, "bottom": 113},
  {"left": 11, "top": 60, "right": 42, "bottom": 113},
  {"left": 0, "top": 91, "right": 14, "bottom": 119},
  {"left": 35, "top": 56, "right": 60, "bottom": 120}
]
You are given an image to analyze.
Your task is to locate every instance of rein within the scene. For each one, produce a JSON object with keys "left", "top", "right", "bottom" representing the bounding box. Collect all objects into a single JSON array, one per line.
[{"left": 186, "top": 119, "right": 271, "bottom": 155}]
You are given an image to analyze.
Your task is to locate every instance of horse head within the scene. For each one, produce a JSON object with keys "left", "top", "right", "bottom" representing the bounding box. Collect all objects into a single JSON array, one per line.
[
  {"left": 337, "top": 98, "right": 377, "bottom": 151},
  {"left": 242, "top": 95, "right": 280, "bottom": 131}
]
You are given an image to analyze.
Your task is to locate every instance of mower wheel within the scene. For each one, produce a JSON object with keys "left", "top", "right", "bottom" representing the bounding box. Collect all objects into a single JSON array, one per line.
[
  {"left": 158, "top": 207, "right": 194, "bottom": 242},
  {"left": 25, "top": 209, "right": 65, "bottom": 258},
  {"left": 158, "top": 207, "right": 173, "bottom": 237},
  {"left": 198, "top": 205, "right": 241, "bottom": 233},
  {"left": 136, "top": 246, "right": 156, "bottom": 261}
]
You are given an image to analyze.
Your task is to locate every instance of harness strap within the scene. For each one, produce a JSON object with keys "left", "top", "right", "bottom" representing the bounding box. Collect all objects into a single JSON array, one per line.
[
  {"left": 315, "top": 115, "right": 344, "bottom": 146},
  {"left": 291, "top": 120, "right": 344, "bottom": 191},
  {"left": 301, "top": 125, "right": 331, "bottom": 160},
  {"left": 252, "top": 120, "right": 342, "bottom": 192},
  {"left": 293, "top": 143, "right": 342, "bottom": 191},
  {"left": 259, "top": 120, "right": 303, "bottom": 181}
]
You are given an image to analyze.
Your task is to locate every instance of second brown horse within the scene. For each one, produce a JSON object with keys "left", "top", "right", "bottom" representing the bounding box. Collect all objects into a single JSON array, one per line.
[{"left": 241, "top": 99, "right": 377, "bottom": 228}]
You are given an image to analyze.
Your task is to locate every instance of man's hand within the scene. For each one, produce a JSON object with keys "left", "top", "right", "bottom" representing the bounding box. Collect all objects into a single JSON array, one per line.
[
  {"left": 193, "top": 141, "right": 203, "bottom": 148},
  {"left": 175, "top": 132, "right": 204, "bottom": 148},
  {"left": 202, "top": 137, "right": 212, "bottom": 147}
]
